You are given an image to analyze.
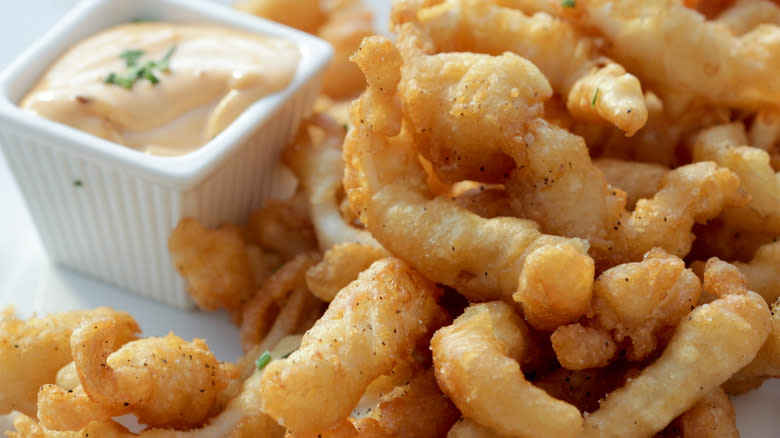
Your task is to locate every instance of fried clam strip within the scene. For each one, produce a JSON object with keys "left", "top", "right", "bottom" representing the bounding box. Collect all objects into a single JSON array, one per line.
[
  {"left": 168, "top": 218, "right": 254, "bottom": 316},
  {"left": 346, "top": 37, "right": 594, "bottom": 326},
  {"left": 348, "top": 368, "right": 461, "bottom": 438},
  {"left": 693, "top": 239, "right": 780, "bottom": 304},
  {"left": 692, "top": 122, "right": 780, "bottom": 234},
  {"left": 508, "top": 124, "right": 746, "bottom": 267},
  {"left": 317, "top": 4, "right": 376, "bottom": 99},
  {"left": 239, "top": 252, "right": 322, "bottom": 350},
  {"left": 306, "top": 243, "right": 389, "bottom": 303},
  {"left": 731, "top": 241, "right": 780, "bottom": 303},
  {"left": 35, "top": 383, "right": 115, "bottom": 432},
  {"left": 276, "top": 366, "right": 459, "bottom": 438},
  {"left": 716, "top": 0, "right": 780, "bottom": 35},
  {"left": 236, "top": 0, "right": 374, "bottom": 99},
  {"left": 504, "top": 118, "right": 624, "bottom": 254},
  {"left": 10, "top": 369, "right": 284, "bottom": 438},
  {"left": 551, "top": 248, "right": 702, "bottom": 370},
  {"left": 282, "top": 113, "right": 381, "bottom": 250},
  {"left": 702, "top": 260, "right": 780, "bottom": 394},
  {"left": 234, "top": 0, "right": 324, "bottom": 34},
  {"left": 570, "top": 0, "right": 780, "bottom": 116},
  {"left": 394, "top": 22, "right": 553, "bottom": 184},
  {"left": 409, "top": 0, "right": 648, "bottom": 135},
  {"left": 723, "top": 297, "right": 780, "bottom": 394},
  {"left": 580, "top": 275, "right": 771, "bottom": 437},
  {"left": 41, "top": 317, "right": 239, "bottom": 431},
  {"left": 260, "top": 258, "right": 446, "bottom": 437},
  {"left": 748, "top": 106, "right": 780, "bottom": 170},
  {"left": 432, "top": 301, "right": 583, "bottom": 438},
  {"left": 656, "top": 386, "right": 740, "bottom": 438},
  {"left": 0, "top": 307, "right": 139, "bottom": 417},
  {"left": 246, "top": 190, "right": 319, "bottom": 261}
]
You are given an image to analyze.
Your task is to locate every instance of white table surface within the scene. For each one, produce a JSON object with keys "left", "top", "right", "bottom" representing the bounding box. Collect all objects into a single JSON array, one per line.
[{"left": 0, "top": 1, "right": 776, "bottom": 436}]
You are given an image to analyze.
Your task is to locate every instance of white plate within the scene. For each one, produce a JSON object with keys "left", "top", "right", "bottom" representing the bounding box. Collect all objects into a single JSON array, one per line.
[{"left": 0, "top": 1, "right": 776, "bottom": 436}]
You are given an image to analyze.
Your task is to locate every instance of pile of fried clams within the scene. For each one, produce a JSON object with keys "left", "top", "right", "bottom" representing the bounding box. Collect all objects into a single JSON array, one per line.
[{"left": 4, "top": 0, "right": 780, "bottom": 437}]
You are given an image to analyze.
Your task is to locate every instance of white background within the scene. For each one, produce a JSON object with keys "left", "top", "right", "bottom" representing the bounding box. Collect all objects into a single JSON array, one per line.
[{"left": 0, "top": 0, "right": 776, "bottom": 436}]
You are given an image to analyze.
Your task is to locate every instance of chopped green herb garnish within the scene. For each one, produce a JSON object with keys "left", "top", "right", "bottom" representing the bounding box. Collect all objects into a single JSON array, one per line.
[
  {"left": 256, "top": 350, "right": 272, "bottom": 371},
  {"left": 140, "top": 62, "right": 160, "bottom": 84},
  {"left": 343, "top": 123, "right": 349, "bottom": 132},
  {"left": 157, "top": 45, "right": 177, "bottom": 72},
  {"left": 281, "top": 349, "right": 296, "bottom": 359},
  {"left": 562, "top": 0, "right": 576, "bottom": 7},
  {"left": 105, "top": 72, "right": 134, "bottom": 89},
  {"left": 591, "top": 87, "right": 600, "bottom": 107},
  {"left": 119, "top": 49, "right": 145, "bottom": 67},
  {"left": 105, "top": 45, "right": 177, "bottom": 89},
  {"left": 73, "top": 180, "right": 83, "bottom": 187}
]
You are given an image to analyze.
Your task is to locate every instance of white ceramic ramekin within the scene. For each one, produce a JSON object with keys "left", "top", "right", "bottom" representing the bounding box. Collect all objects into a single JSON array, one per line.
[{"left": 0, "top": 0, "right": 332, "bottom": 308}]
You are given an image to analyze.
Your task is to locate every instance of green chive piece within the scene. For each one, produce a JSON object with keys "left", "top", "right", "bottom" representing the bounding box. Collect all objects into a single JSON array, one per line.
[
  {"left": 142, "top": 70, "right": 159, "bottom": 84},
  {"left": 140, "top": 61, "right": 160, "bottom": 83},
  {"left": 256, "top": 351, "right": 272, "bottom": 371},
  {"left": 591, "top": 87, "right": 600, "bottom": 107},
  {"left": 157, "top": 45, "right": 177, "bottom": 72},
  {"left": 119, "top": 49, "right": 145, "bottom": 67},
  {"left": 126, "top": 64, "right": 146, "bottom": 80},
  {"left": 73, "top": 180, "right": 83, "bottom": 187},
  {"left": 106, "top": 45, "right": 175, "bottom": 89},
  {"left": 562, "top": 0, "right": 575, "bottom": 7},
  {"left": 281, "top": 350, "right": 296, "bottom": 359},
  {"left": 111, "top": 74, "right": 135, "bottom": 89}
]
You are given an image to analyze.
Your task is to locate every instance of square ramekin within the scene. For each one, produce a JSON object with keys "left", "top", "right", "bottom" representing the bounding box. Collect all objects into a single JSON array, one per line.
[{"left": 0, "top": 0, "right": 333, "bottom": 308}]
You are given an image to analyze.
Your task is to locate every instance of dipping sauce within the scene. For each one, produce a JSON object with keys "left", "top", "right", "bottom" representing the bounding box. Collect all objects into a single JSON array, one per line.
[{"left": 20, "top": 22, "right": 300, "bottom": 156}]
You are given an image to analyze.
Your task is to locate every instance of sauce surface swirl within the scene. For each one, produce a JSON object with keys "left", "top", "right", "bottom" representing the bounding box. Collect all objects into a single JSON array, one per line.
[{"left": 20, "top": 22, "right": 301, "bottom": 156}]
